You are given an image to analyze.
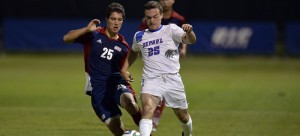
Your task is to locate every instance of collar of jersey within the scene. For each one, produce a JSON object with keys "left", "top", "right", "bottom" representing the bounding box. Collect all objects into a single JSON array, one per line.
[{"left": 148, "top": 25, "right": 163, "bottom": 32}]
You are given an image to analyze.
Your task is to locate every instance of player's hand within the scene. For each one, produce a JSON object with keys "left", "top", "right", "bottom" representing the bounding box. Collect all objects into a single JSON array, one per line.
[
  {"left": 182, "top": 24, "right": 193, "bottom": 33},
  {"left": 124, "top": 71, "right": 134, "bottom": 82},
  {"left": 86, "top": 19, "right": 101, "bottom": 32}
]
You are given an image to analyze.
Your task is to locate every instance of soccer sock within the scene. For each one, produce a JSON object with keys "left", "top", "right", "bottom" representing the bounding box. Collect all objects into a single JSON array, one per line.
[
  {"left": 131, "top": 107, "right": 142, "bottom": 126},
  {"left": 180, "top": 115, "right": 192, "bottom": 136},
  {"left": 139, "top": 119, "right": 152, "bottom": 136},
  {"left": 153, "top": 100, "right": 165, "bottom": 127},
  {"left": 152, "top": 116, "right": 160, "bottom": 126}
]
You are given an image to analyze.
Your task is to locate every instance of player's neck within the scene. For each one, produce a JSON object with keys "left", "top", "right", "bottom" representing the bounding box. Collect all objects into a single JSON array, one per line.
[
  {"left": 163, "top": 9, "right": 173, "bottom": 19},
  {"left": 105, "top": 30, "right": 119, "bottom": 40}
]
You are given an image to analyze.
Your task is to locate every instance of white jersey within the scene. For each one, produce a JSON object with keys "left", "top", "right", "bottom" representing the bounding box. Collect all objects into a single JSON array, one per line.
[{"left": 132, "top": 24, "right": 185, "bottom": 78}]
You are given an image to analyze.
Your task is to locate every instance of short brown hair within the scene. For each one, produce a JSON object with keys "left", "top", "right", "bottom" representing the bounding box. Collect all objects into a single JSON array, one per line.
[
  {"left": 106, "top": 2, "right": 126, "bottom": 20},
  {"left": 144, "top": 1, "right": 163, "bottom": 14}
]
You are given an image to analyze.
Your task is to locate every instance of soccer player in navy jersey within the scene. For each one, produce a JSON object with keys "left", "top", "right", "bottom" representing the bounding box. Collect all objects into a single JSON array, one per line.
[
  {"left": 139, "top": 0, "right": 188, "bottom": 131},
  {"left": 63, "top": 3, "right": 141, "bottom": 136}
]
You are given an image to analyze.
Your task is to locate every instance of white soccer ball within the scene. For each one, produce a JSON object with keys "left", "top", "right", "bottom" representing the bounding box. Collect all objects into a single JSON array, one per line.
[{"left": 122, "top": 130, "right": 141, "bottom": 136}]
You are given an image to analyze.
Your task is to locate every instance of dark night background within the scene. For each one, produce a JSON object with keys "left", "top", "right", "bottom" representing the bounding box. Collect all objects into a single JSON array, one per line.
[
  {"left": 1, "top": 0, "right": 299, "bottom": 34},
  {"left": 0, "top": 0, "right": 299, "bottom": 54},
  {"left": 1, "top": 0, "right": 299, "bottom": 21}
]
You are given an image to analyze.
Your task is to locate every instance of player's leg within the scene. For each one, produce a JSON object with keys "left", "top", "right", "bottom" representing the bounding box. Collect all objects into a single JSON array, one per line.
[
  {"left": 105, "top": 115, "right": 126, "bottom": 136},
  {"left": 120, "top": 92, "right": 141, "bottom": 126},
  {"left": 139, "top": 77, "right": 164, "bottom": 136},
  {"left": 173, "top": 108, "right": 192, "bottom": 136},
  {"left": 115, "top": 83, "right": 142, "bottom": 126},
  {"left": 139, "top": 93, "right": 160, "bottom": 136},
  {"left": 91, "top": 87, "right": 126, "bottom": 136},
  {"left": 152, "top": 99, "right": 166, "bottom": 131},
  {"left": 165, "top": 73, "right": 192, "bottom": 136}
]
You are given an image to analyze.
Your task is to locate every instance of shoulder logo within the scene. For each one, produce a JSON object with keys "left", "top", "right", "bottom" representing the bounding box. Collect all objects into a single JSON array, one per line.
[{"left": 97, "top": 39, "right": 102, "bottom": 44}]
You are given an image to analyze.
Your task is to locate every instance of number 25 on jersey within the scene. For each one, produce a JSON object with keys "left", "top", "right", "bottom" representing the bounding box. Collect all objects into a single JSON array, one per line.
[
  {"left": 148, "top": 46, "right": 160, "bottom": 57},
  {"left": 101, "top": 47, "right": 114, "bottom": 60}
]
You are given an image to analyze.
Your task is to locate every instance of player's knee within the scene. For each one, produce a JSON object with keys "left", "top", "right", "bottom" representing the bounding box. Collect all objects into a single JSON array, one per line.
[
  {"left": 121, "top": 94, "right": 136, "bottom": 107},
  {"left": 180, "top": 115, "right": 189, "bottom": 124},
  {"left": 121, "top": 94, "right": 139, "bottom": 114},
  {"left": 124, "top": 101, "right": 138, "bottom": 110},
  {"left": 121, "top": 93, "right": 133, "bottom": 104},
  {"left": 175, "top": 109, "right": 190, "bottom": 123},
  {"left": 142, "top": 104, "right": 155, "bottom": 114}
]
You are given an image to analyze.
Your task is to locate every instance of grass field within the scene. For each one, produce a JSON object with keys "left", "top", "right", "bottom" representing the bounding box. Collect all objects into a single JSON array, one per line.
[{"left": 0, "top": 54, "right": 300, "bottom": 136}]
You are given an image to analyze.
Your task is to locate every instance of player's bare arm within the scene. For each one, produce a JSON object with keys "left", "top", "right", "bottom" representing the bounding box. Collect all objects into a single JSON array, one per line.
[
  {"left": 181, "top": 24, "right": 196, "bottom": 44},
  {"left": 63, "top": 19, "right": 101, "bottom": 43},
  {"left": 121, "top": 50, "right": 139, "bottom": 82},
  {"left": 179, "top": 43, "right": 187, "bottom": 58}
]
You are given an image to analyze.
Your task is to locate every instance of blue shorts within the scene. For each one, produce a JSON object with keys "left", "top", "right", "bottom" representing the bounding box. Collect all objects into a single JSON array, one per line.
[{"left": 91, "top": 81, "right": 133, "bottom": 123}]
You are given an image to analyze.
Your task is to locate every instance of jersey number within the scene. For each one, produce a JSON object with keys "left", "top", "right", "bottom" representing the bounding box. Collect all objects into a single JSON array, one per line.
[
  {"left": 148, "top": 46, "right": 160, "bottom": 57},
  {"left": 101, "top": 47, "right": 114, "bottom": 60}
]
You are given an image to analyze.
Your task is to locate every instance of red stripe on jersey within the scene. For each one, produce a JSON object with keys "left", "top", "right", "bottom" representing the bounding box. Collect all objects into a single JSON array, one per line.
[{"left": 83, "top": 43, "right": 91, "bottom": 74}]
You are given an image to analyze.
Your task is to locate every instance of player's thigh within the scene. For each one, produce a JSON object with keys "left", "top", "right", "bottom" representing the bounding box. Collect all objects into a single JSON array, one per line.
[
  {"left": 124, "top": 82, "right": 139, "bottom": 103},
  {"left": 114, "top": 84, "right": 133, "bottom": 106},
  {"left": 140, "top": 93, "right": 160, "bottom": 118},
  {"left": 91, "top": 87, "right": 122, "bottom": 123},
  {"left": 119, "top": 92, "right": 135, "bottom": 108},
  {"left": 141, "top": 77, "right": 165, "bottom": 103}
]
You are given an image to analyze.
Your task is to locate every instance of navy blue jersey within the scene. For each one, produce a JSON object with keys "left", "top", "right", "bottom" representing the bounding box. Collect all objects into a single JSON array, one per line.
[
  {"left": 75, "top": 27, "right": 130, "bottom": 86},
  {"left": 74, "top": 28, "right": 139, "bottom": 122}
]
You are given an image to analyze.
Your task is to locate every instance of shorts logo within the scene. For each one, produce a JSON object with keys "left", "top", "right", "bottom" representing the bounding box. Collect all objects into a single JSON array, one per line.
[
  {"left": 101, "top": 114, "right": 105, "bottom": 120},
  {"left": 117, "top": 84, "right": 127, "bottom": 90},
  {"left": 141, "top": 79, "right": 144, "bottom": 86}
]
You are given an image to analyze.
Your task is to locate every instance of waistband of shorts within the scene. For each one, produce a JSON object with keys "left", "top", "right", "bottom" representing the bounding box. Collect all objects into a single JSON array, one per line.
[
  {"left": 144, "top": 72, "right": 179, "bottom": 79},
  {"left": 164, "top": 72, "right": 178, "bottom": 75}
]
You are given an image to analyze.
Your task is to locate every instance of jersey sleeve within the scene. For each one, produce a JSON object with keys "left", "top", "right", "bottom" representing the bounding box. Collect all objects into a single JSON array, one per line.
[
  {"left": 74, "top": 32, "right": 93, "bottom": 44},
  {"left": 170, "top": 24, "right": 185, "bottom": 43},
  {"left": 131, "top": 32, "right": 142, "bottom": 52}
]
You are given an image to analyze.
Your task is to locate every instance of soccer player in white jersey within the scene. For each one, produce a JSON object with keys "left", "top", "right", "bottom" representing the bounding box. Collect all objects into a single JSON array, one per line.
[{"left": 121, "top": 1, "right": 196, "bottom": 136}]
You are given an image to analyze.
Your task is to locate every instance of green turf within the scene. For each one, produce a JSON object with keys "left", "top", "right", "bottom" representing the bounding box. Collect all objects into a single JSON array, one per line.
[{"left": 0, "top": 54, "right": 300, "bottom": 136}]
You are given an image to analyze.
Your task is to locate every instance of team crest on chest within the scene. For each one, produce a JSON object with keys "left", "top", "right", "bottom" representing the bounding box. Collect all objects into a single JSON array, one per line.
[{"left": 114, "top": 45, "right": 122, "bottom": 52}]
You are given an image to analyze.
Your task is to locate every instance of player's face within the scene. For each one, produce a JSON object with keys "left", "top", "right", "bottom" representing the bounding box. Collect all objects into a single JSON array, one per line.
[
  {"left": 144, "top": 8, "right": 163, "bottom": 30},
  {"left": 159, "top": 0, "right": 174, "bottom": 11},
  {"left": 106, "top": 12, "right": 124, "bottom": 35}
]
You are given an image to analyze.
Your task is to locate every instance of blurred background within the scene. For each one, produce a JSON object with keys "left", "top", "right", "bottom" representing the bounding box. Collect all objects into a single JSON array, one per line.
[
  {"left": 1, "top": 0, "right": 300, "bottom": 135},
  {"left": 0, "top": 0, "right": 299, "bottom": 55}
]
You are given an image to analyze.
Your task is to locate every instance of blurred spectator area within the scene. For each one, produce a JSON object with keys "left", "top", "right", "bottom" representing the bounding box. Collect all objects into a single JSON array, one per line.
[{"left": 0, "top": 0, "right": 299, "bottom": 55}]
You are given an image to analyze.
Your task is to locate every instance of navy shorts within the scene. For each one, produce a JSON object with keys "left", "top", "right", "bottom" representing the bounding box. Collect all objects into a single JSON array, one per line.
[{"left": 91, "top": 81, "right": 133, "bottom": 123}]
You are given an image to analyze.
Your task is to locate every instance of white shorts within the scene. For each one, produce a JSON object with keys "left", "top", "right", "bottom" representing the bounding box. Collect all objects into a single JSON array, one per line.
[{"left": 141, "top": 73, "right": 188, "bottom": 109}]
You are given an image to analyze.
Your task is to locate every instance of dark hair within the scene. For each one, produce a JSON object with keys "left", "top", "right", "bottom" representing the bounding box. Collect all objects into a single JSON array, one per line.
[
  {"left": 106, "top": 2, "right": 126, "bottom": 20},
  {"left": 144, "top": 1, "right": 163, "bottom": 14}
]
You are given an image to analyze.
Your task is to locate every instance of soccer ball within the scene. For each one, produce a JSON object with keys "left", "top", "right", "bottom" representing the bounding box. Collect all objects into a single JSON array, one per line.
[{"left": 122, "top": 130, "right": 141, "bottom": 136}]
